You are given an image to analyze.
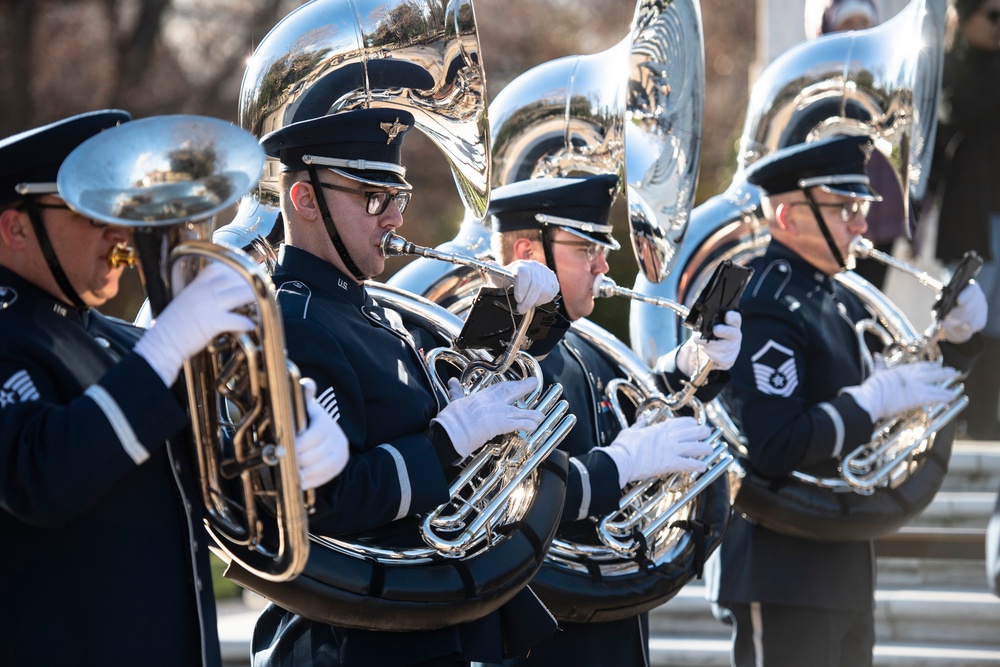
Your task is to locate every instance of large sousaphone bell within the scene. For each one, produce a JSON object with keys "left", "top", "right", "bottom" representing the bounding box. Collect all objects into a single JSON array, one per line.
[
  {"left": 630, "top": 0, "right": 957, "bottom": 541},
  {"left": 216, "top": 0, "right": 491, "bottom": 252},
  {"left": 57, "top": 115, "right": 314, "bottom": 582},
  {"left": 393, "top": 0, "right": 734, "bottom": 623}
]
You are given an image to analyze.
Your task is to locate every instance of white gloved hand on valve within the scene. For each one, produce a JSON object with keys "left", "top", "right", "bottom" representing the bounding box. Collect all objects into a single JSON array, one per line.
[
  {"left": 676, "top": 310, "right": 743, "bottom": 376},
  {"left": 135, "top": 262, "right": 256, "bottom": 387},
  {"left": 937, "top": 281, "right": 987, "bottom": 344},
  {"left": 295, "top": 379, "right": 350, "bottom": 491},
  {"left": 601, "top": 416, "right": 714, "bottom": 488},
  {"left": 841, "top": 360, "right": 956, "bottom": 423},
  {"left": 432, "top": 377, "right": 545, "bottom": 459},
  {"left": 507, "top": 260, "right": 560, "bottom": 315}
]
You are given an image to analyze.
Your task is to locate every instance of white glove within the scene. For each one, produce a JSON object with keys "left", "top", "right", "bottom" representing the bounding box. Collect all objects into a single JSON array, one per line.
[
  {"left": 676, "top": 310, "right": 743, "bottom": 376},
  {"left": 841, "top": 360, "right": 957, "bottom": 423},
  {"left": 134, "top": 262, "right": 255, "bottom": 386},
  {"left": 295, "top": 379, "right": 350, "bottom": 491},
  {"left": 937, "top": 282, "right": 987, "bottom": 343},
  {"left": 602, "top": 416, "right": 714, "bottom": 488},
  {"left": 508, "top": 260, "right": 560, "bottom": 314},
  {"left": 432, "top": 377, "right": 545, "bottom": 459}
]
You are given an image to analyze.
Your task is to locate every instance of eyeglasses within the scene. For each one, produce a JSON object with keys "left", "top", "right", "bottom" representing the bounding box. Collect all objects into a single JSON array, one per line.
[
  {"left": 790, "top": 199, "right": 870, "bottom": 223},
  {"left": 549, "top": 238, "right": 610, "bottom": 262},
  {"left": 318, "top": 182, "right": 411, "bottom": 216},
  {"left": 33, "top": 202, "right": 107, "bottom": 228}
]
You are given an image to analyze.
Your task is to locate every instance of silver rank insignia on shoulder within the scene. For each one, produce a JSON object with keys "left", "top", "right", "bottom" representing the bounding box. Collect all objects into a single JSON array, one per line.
[
  {"left": 751, "top": 340, "right": 798, "bottom": 397},
  {"left": 1, "top": 370, "right": 40, "bottom": 407},
  {"left": 0, "top": 286, "right": 16, "bottom": 310}
]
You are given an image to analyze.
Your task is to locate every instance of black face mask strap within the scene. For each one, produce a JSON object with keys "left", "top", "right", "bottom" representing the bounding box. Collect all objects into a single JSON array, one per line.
[
  {"left": 21, "top": 197, "right": 88, "bottom": 310},
  {"left": 306, "top": 166, "right": 367, "bottom": 281},
  {"left": 803, "top": 188, "right": 847, "bottom": 270}
]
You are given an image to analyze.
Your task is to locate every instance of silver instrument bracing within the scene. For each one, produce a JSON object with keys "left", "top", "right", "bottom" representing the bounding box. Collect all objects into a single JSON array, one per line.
[
  {"left": 57, "top": 115, "right": 312, "bottom": 582},
  {"left": 630, "top": 0, "right": 958, "bottom": 541}
]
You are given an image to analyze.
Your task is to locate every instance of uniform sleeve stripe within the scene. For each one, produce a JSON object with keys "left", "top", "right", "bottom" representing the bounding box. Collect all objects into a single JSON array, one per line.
[
  {"left": 317, "top": 387, "right": 339, "bottom": 422},
  {"left": 377, "top": 443, "right": 411, "bottom": 520},
  {"left": 569, "top": 456, "right": 592, "bottom": 521},
  {"left": 85, "top": 384, "right": 149, "bottom": 464},
  {"left": 818, "top": 402, "right": 846, "bottom": 458}
]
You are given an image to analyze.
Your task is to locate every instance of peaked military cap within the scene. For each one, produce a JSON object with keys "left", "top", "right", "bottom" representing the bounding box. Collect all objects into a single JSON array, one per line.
[
  {"left": 745, "top": 134, "right": 883, "bottom": 201},
  {"left": 261, "top": 108, "right": 414, "bottom": 189},
  {"left": 489, "top": 174, "right": 621, "bottom": 249},
  {"left": 0, "top": 110, "right": 130, "bottom": 206}
]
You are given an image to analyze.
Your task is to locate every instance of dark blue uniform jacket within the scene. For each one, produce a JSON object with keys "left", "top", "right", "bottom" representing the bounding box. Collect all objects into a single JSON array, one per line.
[
  {"left": 711, "top": 241, "right": 979, "bottom": 612},
  {"left": 252, "top": 245, "right": 553, "bottom": 667},
  {"left": 0, "top": 266, "right": 221, "bottom": 666}
]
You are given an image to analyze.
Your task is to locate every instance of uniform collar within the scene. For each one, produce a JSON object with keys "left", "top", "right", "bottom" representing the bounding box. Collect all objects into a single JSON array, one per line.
[
  {"left": 0, "top": 265, "right": 88, "bottom": 324},
  {"left": 276, "top": 244, "right": 367, "bottom": 307},
  {"left": 765, "top": 240, "right": 837, "bottom": 293}
]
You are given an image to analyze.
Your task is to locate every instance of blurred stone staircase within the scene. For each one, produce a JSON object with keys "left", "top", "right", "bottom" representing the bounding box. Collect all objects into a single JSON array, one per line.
[{"left": 647, "top": 440, "right": 1000, "bottom": 667}]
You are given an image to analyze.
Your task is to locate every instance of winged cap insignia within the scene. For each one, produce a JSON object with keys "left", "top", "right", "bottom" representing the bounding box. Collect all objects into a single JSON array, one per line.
[{"left": 380, "top": 118, "right": 410, "bottom": 144}]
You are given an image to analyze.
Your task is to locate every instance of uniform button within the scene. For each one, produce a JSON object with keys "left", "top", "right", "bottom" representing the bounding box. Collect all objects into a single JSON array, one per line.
[
  {"left": 185, "top": 500, "right": 193, "bottom": 513},
  {"left": 174, "top": 462, "right": 182, "bottom": 473},
  {"left": 192, "top": 540, "right": 199, "bottom": 553},
  {"left": 94, "top": 337, "right": 111, "bottom": 349},
  {"left": 196, "top": 577, "right": 203, "bottom": 592}
]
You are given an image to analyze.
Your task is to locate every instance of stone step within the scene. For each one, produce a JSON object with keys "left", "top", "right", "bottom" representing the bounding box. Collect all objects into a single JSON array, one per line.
[
  {"left": 649, "top": 636, "right": 1000, "bottom": 667},
  {"left": 649, "top": 583, "right": 1000, "bottom": 645},
  {"left": 911, "top": 491, "right": 996, "bottom": 528},
  {"left": 876, "top": 556, "right": 993, "bottom": 589}
]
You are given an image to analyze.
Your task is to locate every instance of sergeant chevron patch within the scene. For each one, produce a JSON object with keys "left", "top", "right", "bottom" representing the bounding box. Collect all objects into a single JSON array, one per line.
[
  {"left": 751, "top": 340, "right": 798, "bottom": 397},
  {"left": 1, "top": 370, "right": 40, "bottom": 407}
]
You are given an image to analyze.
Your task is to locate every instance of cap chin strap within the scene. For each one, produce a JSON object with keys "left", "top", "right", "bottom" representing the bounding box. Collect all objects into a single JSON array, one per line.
[
  {"left": 538, "top": 223, "right": 569, "bottom": 320},
  {"left": 22, "top": 198, "right": 87, "bottom": 310},
  {"left": 803, "top": 189, "right": 847, "bottom": 271},
  {"left": 306, "top": 166, "right": 367, "bottom": 281}
]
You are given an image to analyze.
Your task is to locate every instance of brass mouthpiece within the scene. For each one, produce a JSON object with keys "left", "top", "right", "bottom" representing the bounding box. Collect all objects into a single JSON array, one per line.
[{"left": 107, "top": 243, "right": 137, "bottom": 269}]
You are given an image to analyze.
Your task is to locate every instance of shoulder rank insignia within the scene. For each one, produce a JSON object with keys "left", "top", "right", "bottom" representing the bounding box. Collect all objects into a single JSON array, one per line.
[
  {"left": 751, "top": 339, "right": 798, "bottom": 397},
  {"left": 1, "top": 370, "right": 40, "bottom": 407}
]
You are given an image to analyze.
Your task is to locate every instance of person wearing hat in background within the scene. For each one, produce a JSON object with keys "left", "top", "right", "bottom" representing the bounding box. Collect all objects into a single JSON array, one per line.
[
  {"left": 0, "top": 111, "right": 350, "bottom": 666},
  {"left": 706, "top": 134, "right": 987, "bottom": 667},
  {"left": 927, "top": 0, "right": 1000, "bottom": 440},
  {"left": 249, "top": 107, "right": 564, "bottom": 667},
  {"left": 487, "top": 173, "right": 741, "bottom": 667}
]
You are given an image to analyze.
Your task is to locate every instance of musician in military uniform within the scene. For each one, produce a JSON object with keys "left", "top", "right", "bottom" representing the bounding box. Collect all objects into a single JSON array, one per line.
[
  {"left": 0, "top": 111, "right": 348, "bottom": 666},
  {"left": 708, "top": 134, "right": 988, "bottom": 667},
  {"left": 249, "top": 108, "right": 565, "bottom": 667},
  {"left": 488, "top": 174, "right": 742, "bottom": 667}
]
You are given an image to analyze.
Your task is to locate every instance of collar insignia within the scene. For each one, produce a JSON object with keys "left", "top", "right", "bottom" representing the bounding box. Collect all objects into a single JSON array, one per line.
[
  {"left": 0, "top": 286, "right": 16, "bottom": 310},
  {"left": 380, "top": 118, "right": 409, "bottom": 144}
]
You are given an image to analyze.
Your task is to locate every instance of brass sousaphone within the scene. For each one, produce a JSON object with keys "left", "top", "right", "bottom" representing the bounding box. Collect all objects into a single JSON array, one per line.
[{"left": 630, "top": 0, "right": 959, "bottom": 540}]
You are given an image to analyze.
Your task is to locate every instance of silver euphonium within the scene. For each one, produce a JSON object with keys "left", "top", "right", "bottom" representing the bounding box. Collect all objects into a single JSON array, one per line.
[
  {"left": 549, "top": 275, "right": 733, "bottom": 560},
  {"left": 57, "top": 115, "right": 312, "bottom": 582},
  {"left": 378, "top": 231, "right": 577, "bottom": 557},
  {"left": 630, "top": 0, "right": 956, "bottom": 540}
]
